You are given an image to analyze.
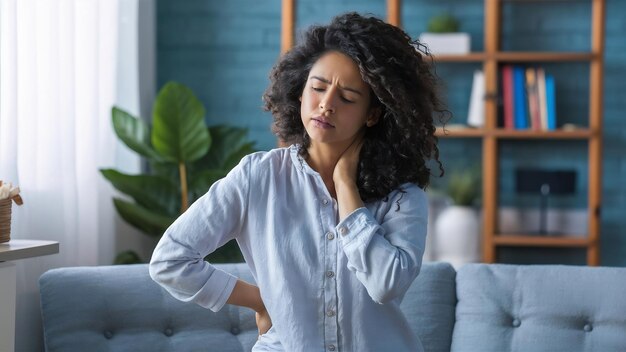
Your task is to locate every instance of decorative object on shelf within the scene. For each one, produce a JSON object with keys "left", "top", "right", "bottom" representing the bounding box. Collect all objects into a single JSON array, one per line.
[
  {"left": 467, "top": 70, "right": 485, "bottom": 127},
  {"left": 434, "top": 169, "right": 481, "bottom": 269},
  {"left": 100, "top": 82, "right": 255, "bottom": 264},
  {"left": 0, "top": 181, "right": 23, "bottom": 243},
  {"left": 419, "top": 13, "right": 470, "bottom": 55},
  {"left": 515, "top": 168, "right": 577, "bottom": 235}
]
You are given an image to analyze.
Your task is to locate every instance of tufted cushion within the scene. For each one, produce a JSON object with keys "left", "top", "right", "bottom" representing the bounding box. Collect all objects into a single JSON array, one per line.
[
  {"left": 401, "top": 261, "right": 457, "bottom": 352},
  {"left": 452, "top": 263, "right": 626, "bottom": 352},
  {"left": 39, "top": 263, "right": 258, "bottom": 352}
]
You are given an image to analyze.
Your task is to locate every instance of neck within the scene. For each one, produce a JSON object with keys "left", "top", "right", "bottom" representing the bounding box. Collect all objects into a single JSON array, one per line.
[{"left": 306, "top": 142, "right": 343, "bottom": 197}]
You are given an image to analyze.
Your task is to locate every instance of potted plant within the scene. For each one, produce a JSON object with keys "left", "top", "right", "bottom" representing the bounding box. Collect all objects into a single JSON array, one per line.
[
  {"left": 100, "top": 82, "right": 255, "bottom": 264},
  {"left": 433, "top": 168, "right": 481, "bottom": 269},
  {"left": 418, "top": 12, "right": 471, "bottom": 55}
]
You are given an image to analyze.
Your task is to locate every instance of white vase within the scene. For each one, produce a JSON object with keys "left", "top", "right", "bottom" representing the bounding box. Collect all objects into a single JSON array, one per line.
[{"left": 434, "top": 205, "right": 481, "bottom": 269}]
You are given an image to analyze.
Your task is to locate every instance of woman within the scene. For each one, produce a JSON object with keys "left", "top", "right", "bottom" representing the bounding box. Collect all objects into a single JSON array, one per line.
[{"left": 150, "top": 12, "right": 445, "bottom": 352}]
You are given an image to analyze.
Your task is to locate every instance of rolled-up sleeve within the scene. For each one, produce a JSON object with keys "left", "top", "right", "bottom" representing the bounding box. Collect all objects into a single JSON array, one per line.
[
  {"left": 149, "top": 156, "right": 250, "bottom": 312},
  {"left": 337, "top": 184, "right": 427, "bottom": 304}
]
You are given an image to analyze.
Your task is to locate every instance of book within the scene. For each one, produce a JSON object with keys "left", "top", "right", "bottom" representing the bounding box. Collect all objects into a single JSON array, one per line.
[
  {"left": 502, "top": 65, "right": 515, "bottom": 129},
  {"left": 537, "top": 68, "right": 549, "bottom": 131},
  {"left": 546, "top": 74, "right": 557, "bottom": 130},
  {"left": 525, "top": 67, "right": 541, "bottom": 131},
  {"left": 467, "top": 70, "right": 485, "bottom": 127},
  {"left": 513, "top": 66, "right": 528, "bottom": 129}
]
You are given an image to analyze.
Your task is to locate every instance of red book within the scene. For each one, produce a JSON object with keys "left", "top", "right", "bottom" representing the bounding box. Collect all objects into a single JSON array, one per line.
[{"left": 502, "top": 65, "right": 514, "bottom": 129}]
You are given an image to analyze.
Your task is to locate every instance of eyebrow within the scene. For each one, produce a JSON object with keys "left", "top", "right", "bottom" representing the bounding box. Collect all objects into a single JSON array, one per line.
[{"left": 311, "top": 76, "right": 363, "bottom": 96}]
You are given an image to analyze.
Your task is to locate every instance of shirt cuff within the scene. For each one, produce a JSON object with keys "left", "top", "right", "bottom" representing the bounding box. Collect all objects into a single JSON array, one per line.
[
  {"left": 195, "top": 269, "right": 238, "bottom": 312},
  {"left": 336, "top": 207, "right": 380, "bottom": 272}
]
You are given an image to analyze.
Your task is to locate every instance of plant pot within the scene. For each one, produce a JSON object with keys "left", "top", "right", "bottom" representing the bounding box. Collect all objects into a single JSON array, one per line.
[
  {"left": 418, "top": 32, "right": 471, "bottom": 55},
  {"left": 434, "top": 205, "right": 480, "bottom": 269}
]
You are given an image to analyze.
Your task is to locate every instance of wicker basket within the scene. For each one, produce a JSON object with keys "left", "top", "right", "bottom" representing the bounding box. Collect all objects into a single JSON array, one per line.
[{"left": 0, "top": 198, "right": 11, "bottom": 243}]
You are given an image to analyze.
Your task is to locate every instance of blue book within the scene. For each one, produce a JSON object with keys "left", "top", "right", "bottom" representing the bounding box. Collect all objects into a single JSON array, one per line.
[
  {"left": 513, "top": 66, "right": 528, "bottom": 129},
  {"left": 545, "top": 74, "right": 556, "bottom": 130}
]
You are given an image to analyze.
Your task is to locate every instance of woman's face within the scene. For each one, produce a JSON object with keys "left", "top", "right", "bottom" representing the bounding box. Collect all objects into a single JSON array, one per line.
[{"left": 300, "top": 51, "right": 378, "bottom": 149}]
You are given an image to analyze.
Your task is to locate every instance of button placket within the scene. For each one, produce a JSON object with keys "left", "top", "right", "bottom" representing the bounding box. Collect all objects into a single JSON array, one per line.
[{"left": 320, "top": 195, "right": 339, "bottom": 351}]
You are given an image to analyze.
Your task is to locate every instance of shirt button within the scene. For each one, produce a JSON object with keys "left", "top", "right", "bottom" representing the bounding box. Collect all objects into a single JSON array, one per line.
[
  {"left": 328, "top": 344, "right": 336, "bottom": 351},
  {"left": 327, "top": 309, "right": 335, "bottom": 317},
  {"left": 339, "top": 227, "right": 348, "bottom": 236},
  {"left": 326, "top": 270, "right": 335, "bottom": 278},
  {"left": 326, "top": 232, "right": 335, "bottom": 240},
  {"left": 322, "top": 199, "right": 329, "bottom": 205}
]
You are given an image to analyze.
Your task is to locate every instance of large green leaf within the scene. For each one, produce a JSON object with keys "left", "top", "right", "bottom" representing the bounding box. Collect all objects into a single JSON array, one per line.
[
  {"left": 149, "top": 160, "right": 180, "bottom": 182},
  {"left": 111, "top": 107, "right": 163, "bottom": 161},
  {"left": 222, "top": 142, "right": 256, "bottom": 172},
  {"left": 113, "top": 198, "right": 175, "bottom": 237},
  {"left": 152, "top": 82, "right": 211, "bottom": 163},
  {"left": 198, "top": 125, "right": 253, "bottom": 170},
  {"left": 190, "top": 125, "right": 255, "bottom": 180},
  {"left": 101, "top": 169, "right": 180, "bottom": 216},
  {"left": 188, "top": 169, "right": 226, "bottom": 203}
]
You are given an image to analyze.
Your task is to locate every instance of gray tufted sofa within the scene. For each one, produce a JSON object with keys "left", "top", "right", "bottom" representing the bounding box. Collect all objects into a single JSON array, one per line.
[{"left": 39, "top": 262, "right": 626, "bottom": 351}]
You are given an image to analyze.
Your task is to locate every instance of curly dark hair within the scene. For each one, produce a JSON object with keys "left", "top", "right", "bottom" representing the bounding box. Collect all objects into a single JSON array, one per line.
[{"left": 263, "top": 12, "right": 447, "bottom": 202}]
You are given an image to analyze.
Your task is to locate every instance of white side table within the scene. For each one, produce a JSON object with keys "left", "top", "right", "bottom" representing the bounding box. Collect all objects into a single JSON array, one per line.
[{"left": 0, "top": 240, "right": 59, "bottom": 352}]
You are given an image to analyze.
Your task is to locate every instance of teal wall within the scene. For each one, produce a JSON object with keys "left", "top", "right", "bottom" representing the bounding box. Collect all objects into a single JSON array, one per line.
[{"left": 157, "top": 0, "right": 626, "bottom": 266}]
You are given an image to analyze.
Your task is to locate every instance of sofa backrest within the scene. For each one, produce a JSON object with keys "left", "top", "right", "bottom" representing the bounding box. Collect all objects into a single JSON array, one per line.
[
  {"left": 452, "top": 263, "right": 626, "bottom": 352},
  {"left": 39, "top": 262, "right": 457, "bottom": 352}
]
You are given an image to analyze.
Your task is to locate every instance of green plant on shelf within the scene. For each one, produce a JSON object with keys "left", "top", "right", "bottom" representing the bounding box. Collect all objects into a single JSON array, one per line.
[
  {"left": 446, "top": 168, "right": 481, "bottom": 207},
  {"left": 427, "top": 12, "right": 460, "bottom": 33}
]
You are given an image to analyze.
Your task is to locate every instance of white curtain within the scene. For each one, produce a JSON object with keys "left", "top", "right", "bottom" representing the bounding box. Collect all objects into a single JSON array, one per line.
[{"left": 0, "top": 0, "right": 154, "bottom": 350}]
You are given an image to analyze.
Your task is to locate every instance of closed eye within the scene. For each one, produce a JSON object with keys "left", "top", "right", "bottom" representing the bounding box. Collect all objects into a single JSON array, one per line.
[{"left": 340, "top": 96, "right": 355, "bottom": 103}]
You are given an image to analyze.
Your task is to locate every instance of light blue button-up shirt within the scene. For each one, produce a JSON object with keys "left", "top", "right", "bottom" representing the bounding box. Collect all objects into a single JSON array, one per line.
[{"left": 150, "top": 145, "right": 427, "bottom": 352}]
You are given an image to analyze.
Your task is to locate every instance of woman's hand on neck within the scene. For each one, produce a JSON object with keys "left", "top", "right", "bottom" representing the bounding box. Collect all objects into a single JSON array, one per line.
[{"left": 307, "top": 132, "right": 366, "bottom": 220}]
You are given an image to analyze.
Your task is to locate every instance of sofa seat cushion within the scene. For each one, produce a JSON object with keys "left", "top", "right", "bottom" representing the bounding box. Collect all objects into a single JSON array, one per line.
[{"left": 453, "top": 263, "right": 626, "bottom": 352}]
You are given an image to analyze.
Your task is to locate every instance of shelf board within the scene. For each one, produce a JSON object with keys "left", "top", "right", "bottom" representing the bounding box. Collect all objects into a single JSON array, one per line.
[
  {"left": 433, "top": 53, "right": 487, "bottom": 62},
  {"left": 435, "top": 127, "right": 593, "bottom": 139},
  {"left": 493, "top": 128, "right": 594, "bottom": 139},
  {"left": 431, "top": 52, "right": 595, "bottom": 63},
  {"left": 493, "top": 235, "right": 590, "bottom": 248},
  {"left": 494, "top": 52, "right": 595, "bottom": 62},
  {"left": 435, "top": 127, "right": 484, "bottom": 138}
]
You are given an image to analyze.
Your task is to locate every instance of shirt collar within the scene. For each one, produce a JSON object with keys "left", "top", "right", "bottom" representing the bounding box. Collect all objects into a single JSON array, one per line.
[{"left": 289, "top": 144, "right": 319, "bottom": 176}]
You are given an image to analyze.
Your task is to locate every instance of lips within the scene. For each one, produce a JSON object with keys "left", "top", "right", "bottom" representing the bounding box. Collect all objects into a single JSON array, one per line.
[{"left": 311, "top": 116, "right": 335, "bottom": 128}]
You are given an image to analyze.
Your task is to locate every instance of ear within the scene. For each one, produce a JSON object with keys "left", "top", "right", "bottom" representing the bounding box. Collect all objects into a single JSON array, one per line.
[{"left": 366, "top": 107, "right": 381, "bottom": 127}]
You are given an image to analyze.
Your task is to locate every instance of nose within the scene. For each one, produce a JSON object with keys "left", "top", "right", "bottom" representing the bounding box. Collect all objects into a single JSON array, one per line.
[{"left": 319, "top": 89, "right": 337, "bottom": 115}]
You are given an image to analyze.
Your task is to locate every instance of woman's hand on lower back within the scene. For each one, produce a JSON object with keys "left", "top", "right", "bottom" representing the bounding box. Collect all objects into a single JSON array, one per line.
[{"left": 255, "top": 308, "right": 273, "bottom": 336}]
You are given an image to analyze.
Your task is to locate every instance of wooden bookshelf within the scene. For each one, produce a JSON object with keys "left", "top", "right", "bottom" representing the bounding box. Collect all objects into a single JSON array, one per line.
[
  {"left": 390, "top": 0, "right": 605, "bottom": 266},
  {"left": 282, "top": 0, "right": 605, "bottom": 266}
]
